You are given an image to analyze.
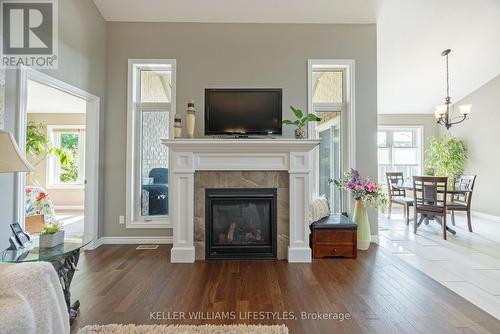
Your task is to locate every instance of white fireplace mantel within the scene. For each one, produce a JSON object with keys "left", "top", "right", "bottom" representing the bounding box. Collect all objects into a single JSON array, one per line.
[{"left": 161, "top": 138, "right": 320, "bottom": 263}]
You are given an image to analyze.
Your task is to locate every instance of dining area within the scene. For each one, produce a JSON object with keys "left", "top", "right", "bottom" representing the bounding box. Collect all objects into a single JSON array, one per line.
[{"left": 385, "top": 172, "right": 476, "bottom": 240}]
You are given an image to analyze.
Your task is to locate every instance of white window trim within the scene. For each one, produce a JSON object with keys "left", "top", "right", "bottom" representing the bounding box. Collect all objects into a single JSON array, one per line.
[
  {"left": 46, "top": 124, "right": 86, "bottom": 190},
  {"left": 377, "top": 125, "right": 424, "bottom": 184},
  {"left": 307, "top": 59, "right": 356, "bottom": 214},
  {"left": 126, "top": 59, "right": 176, "bottom": 229}
]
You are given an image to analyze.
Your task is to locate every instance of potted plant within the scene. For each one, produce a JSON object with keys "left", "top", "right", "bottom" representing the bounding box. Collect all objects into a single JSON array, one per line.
[
  {"left": 425, "top": 135, "right": 467, "bottom": 178},
  {"left": 331, "top": 169, "right": 387, "bottom": 250},
  {"left": 39, "top": 222, "right": 64, "bottom": 248},
  {"left": 282, "top": 106, "right": 321, "bottom": 139},
  {"left": 26, "top": 122, "right": 73, "bottom": 185}
]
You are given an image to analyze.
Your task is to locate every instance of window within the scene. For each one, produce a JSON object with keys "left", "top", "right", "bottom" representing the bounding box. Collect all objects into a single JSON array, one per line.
[
  {"left": 47, "top": 126, "right": 85, "bottom": 187},
  {"left": 127, "top": 59, "right": 176, "bottom": 228},
  {"left": 310, "top": 64, "right": 346, "bottom": 213},
  {"left": 377, "top": 127, "right": 423, "bottom": 184}
]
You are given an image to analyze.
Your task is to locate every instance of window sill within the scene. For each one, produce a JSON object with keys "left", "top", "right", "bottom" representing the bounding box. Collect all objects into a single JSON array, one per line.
[
  {"left": 126, "top": 217, "right": 171, "bottom": 229},
  {"left": 46, "top": 184, "right": 85, "bottom": 190}
]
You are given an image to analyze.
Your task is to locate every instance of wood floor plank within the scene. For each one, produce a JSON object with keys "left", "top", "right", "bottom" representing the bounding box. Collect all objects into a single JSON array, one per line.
[{"left": 70, "top": 244, "right": 500, "bottom": 334}]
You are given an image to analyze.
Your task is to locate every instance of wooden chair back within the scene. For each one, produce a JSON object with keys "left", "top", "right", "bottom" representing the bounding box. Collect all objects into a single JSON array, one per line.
[
  {"left": 386, "top": 172, "right": 406, "bottom": 198},
  {"left": 452, "top": 174, "right": 476, "bottom": 208},
  {"left": 413, "top": 176, "right": 448, "bottom": 215}
]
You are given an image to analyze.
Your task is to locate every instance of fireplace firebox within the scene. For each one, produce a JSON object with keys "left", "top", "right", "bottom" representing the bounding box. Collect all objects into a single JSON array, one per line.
[{"left": 205, "top": 188, "right": 277, "bottom": 259}]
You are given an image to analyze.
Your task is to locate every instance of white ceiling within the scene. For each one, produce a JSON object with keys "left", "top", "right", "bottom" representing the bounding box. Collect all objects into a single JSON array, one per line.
[
  {"left": 27, "top": 80, "right": 87, "bottom": 114},
  {"left": 377, "top": 0, "right": 500, "bottom": 114},
  {"left": 92, "top": 0, "right": 500, "bottom": 115},
  {"left": 92, "top": 0, "right": 376, "bottom": 23}
]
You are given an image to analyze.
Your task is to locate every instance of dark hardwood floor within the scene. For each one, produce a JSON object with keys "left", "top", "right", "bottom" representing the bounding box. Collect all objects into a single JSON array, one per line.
[{"left": 70, "top": 245, "right": 500, "bottom": 334}]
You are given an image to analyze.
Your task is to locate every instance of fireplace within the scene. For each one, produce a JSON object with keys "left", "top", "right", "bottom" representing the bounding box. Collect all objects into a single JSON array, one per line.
[{"left": 205, "top": 188, "right": 277, "bottom": 259}]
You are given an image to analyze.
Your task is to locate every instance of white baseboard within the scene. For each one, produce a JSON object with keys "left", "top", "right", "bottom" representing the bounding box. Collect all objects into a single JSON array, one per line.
[
  {"left": 370, "top": 235, "right": 380, "bottom": 244},
  {"left": 287, "top": 246, "right": 312, "bottom": 263},
  {"left": 95, "top": 236, "right": 173, "bottom": 248},
  {"left": 54, "top": 205, "right": 84, "bottom": 211},
  {"left": 170, "top": 246, "right": 196, "bottom": 263},
  {"left": 472, "top": 211, "right": 500, "bottom": 222}
]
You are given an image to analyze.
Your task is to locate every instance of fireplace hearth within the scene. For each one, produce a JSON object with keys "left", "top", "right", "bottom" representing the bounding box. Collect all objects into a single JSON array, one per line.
[{"left": 205, "top": 188, "right": 277, "bottom": 259}]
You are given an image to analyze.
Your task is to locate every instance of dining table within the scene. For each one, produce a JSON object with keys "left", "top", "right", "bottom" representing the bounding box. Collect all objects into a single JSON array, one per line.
[{"left": 391, "top": 181, "right": 472, "bottom": 235}]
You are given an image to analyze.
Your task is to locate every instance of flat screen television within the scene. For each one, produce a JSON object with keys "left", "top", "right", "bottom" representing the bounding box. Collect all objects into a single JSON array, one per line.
[{"left": 204, "top": 88, "right": 282, "bottom": 136}]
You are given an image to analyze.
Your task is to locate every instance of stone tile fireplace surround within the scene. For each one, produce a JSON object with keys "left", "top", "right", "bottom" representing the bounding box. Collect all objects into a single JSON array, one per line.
[
  {"left": 161, "top": 139, "right": 320, "bottom": 263},
  {"left": 195, "top": 171, "right": 288, "bottom": 260}
]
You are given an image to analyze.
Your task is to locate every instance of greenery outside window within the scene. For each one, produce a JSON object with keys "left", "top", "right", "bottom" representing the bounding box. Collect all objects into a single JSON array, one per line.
[{"left": 47, "top": 126, "right": 85, "bottom": 187}]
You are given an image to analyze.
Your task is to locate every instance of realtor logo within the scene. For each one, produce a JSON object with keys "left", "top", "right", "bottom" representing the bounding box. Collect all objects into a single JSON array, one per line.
[{"left": 1, "top": 0, "right": 58, "bottom": 68}]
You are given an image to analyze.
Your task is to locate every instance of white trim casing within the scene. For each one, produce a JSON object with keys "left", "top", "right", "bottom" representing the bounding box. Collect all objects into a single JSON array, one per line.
[
  {"left": 15, "top": 66, "right": 100, "bottom": 250},
  {"left": 126, "top": 59, "right": 176, "bottom": 229},
  {"left": 307, "top": 59, "right": 356, "bottom": 213}
]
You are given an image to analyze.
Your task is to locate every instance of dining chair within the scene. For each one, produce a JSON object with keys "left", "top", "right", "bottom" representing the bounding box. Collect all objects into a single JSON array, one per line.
[
  {"left": 386, "top": 172, "right": 414, "bottom": 225},
  {"left": 448, "top": 174, "right": 477, "bottom": 232},
  {"left": 413, "top": 176, "right": 449, "bottom": 240}
]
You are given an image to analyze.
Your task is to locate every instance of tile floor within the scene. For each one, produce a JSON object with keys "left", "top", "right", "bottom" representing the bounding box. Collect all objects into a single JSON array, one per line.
[{"left": 378, "top": 207, "right": 500, "bottom": 319}]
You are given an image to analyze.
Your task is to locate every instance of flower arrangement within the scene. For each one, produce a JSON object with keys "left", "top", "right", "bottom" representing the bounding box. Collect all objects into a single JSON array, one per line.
[{"left": 330, "top": 169, "right": 387, "bottom": 209}]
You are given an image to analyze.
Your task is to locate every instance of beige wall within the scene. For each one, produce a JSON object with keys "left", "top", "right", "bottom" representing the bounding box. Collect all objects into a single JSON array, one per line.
[
  {"left": 0, "top": 0, "right": 106, "bottom": 248},
  {"left": 105, "top": 22, "right": 378, "bottom": 235},
  {"left": 445, "top": 74, "right": 500, "bottom": 217},
  {"left": 26, "top": 113, "right": 86, "bottom": 208}
]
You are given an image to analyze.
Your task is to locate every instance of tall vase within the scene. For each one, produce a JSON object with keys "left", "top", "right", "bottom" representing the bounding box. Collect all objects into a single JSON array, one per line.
[
  {"left": 186, "top": 100, "right": 195, "bottom": 138},
  {"left": 352, "top": 199, "right": 371, "bottom": 250}
]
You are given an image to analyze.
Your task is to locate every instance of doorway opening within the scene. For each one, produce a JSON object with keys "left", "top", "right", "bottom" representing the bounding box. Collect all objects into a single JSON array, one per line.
[
  {"left": 16, "top": 68, "right": 100, "bottom": 248},
  {"left": 24, "top": 79, "right": 87, "bottom": 240}
]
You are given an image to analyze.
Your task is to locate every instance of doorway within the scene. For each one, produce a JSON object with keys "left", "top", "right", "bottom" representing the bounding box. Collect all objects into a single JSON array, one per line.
[{"left": 15, "top": 68, "right": 100, "bottom": 249}]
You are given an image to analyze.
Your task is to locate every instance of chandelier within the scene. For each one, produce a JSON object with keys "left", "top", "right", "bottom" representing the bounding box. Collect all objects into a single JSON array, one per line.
[{"left": 434, "top": 49, "right": 472, "bottom": 129}]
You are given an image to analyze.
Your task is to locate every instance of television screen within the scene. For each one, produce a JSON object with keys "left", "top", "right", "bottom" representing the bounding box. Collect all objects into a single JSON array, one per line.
[{"left": 205, "top": 88, "right": 282, "bottom": 136}]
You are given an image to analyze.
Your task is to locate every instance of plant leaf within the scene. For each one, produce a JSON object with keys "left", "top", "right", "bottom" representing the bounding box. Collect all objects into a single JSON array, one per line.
[
  {"left": 290, "top": 106, "right": 303, "bottom": 119},
  {"left": 305, "top": 113, "right": 321, "bottom": 122}
]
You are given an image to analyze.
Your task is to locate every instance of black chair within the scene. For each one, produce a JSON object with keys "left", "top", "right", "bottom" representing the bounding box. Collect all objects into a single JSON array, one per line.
[
  {"left": 448, "top": 174, "right": 476, "bottom": 232},
  {"left": 386, "top": 172, "right": 414, "bottom": 225},
  {"left": 413, "top": 176, "right": 448, "bottom": 240},
  {"left": 142, "top": 168, "right": 168, "bottom": 216}
]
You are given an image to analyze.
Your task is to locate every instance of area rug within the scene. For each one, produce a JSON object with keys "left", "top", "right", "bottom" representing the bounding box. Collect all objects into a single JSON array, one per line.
[{"left": 77, "top": 324, "right": 289, "bottom": 334}]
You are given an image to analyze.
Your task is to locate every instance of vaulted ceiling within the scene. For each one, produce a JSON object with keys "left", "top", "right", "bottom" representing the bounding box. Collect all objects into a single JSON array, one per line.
[
  {"left": 377, "top": 0, "right": 500, "bottom": 114},
  {"left": 93, "top": 0, "right": 500, "bottom": 114}
]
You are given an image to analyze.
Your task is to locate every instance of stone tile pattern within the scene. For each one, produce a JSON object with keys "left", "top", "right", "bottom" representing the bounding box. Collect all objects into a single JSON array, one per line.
[
  {"left": 141, "top": 111, "right": 169, "bottom": 179},
  {"left": 194, "top": 171, "right": 289, "bottom": 260}
]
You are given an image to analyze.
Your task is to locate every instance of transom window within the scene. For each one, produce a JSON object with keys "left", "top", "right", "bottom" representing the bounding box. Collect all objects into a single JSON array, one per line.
[
  {"left": 127, "top": 60, "right": 176, "bottom": 228},
  {"left": 377, "top": 126, "right": 423, "bottom": 184}
]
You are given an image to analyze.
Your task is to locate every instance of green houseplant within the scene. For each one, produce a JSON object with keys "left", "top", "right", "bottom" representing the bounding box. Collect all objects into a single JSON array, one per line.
[
  {"left": 40, "top": 222, "right": 64, "bottom": 248},
  {"left": 425, "top": 136, "right": 467, "bottom": 178},
  {"left": 282, "top": 106, "right": 321, "bottom": 139},
  {"left": 26, "top": 122, "right": 74, "bottom": 184}
]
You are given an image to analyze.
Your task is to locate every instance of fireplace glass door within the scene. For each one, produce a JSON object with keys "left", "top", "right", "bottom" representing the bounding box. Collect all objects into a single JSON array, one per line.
[{"left": 206, "top": 189, "right": 277, "bottom": 259}]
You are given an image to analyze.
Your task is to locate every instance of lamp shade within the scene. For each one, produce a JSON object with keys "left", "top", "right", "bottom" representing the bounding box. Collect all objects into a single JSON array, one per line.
[{"left": 0, "top": 130, "right": 34, "bottom": 173}]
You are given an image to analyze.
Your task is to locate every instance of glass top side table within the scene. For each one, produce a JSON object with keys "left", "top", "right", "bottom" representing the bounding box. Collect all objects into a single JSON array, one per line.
[{"left": 1, "top": 234, "right": 92, "bottom": 325}]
